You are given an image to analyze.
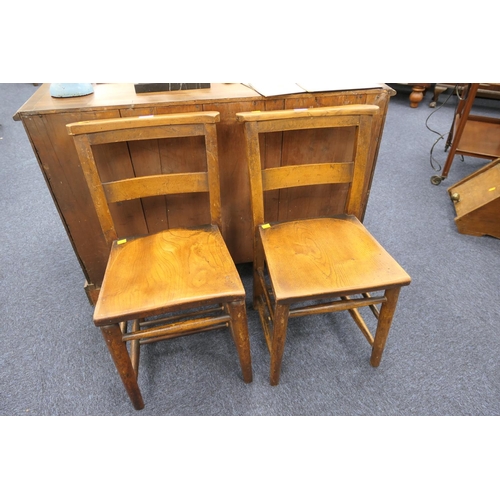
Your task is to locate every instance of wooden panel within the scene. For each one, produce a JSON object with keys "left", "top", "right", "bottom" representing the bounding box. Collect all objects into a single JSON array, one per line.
[
  {"left": 277, "top": 127, "right": 355, "bottom": 221},
  {"left": 126, "top": 138, "right": 168, "bottom": 234},
  {"left": 456, "top": 116, "right": 500, "bottom": 158},
  {"left": 151, "top": 105, "right": 210, "bottom": 230},
  {"left": 206, "top": 99, "right": 261, "bottom": 262},
  {"left": 448, "top": 158, "right": 500, "bottom": 239},
  {"left": 92, "top": 141, "right": 149, "bottom": 239},
  {"left": 119, "top": 105, "right": 208, "bottom": 234},
  {"left": 21, "top": 109, "right": 121, "bottom": 284},
  {"left": 261, "top": 99, "right": 287, "bottom": 224}
]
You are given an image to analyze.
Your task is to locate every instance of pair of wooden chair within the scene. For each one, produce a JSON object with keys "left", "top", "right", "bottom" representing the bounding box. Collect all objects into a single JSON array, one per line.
[{"left": 67, "top": 105, "right": 410, "bottom": 409}]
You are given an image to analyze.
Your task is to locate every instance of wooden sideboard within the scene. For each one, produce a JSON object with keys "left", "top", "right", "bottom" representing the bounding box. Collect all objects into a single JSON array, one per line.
[{"left": 14, "top": 83, "right": 395, "bottom": 303}]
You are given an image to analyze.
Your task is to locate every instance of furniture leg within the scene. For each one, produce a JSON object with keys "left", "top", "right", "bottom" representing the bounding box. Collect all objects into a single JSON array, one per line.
[
  {"left": 101, "top": 324, "right": 145, "bottom": 410},
  {"left": 438, "top": 84, "right": 480, "bottom": 182},
  {"left": 270, "top": 303, "right": 290, "bottom": 386},
  {"left": 430, "top": 84, "right": 448, "bottom": 108},
  {"left": 370, "top": 287, "right": 401, "bottom": 367},
  {"left": 409, "top": 85, "right": 428, "bottom": 108},
  {"left": 227, "top": 299, "right": 253, "bottom": 383}
]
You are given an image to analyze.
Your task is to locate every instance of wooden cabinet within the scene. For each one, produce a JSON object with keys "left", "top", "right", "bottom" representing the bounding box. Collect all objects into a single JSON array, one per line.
[{"left": 14, "top": 83, "right": 394, "bottom": 302}]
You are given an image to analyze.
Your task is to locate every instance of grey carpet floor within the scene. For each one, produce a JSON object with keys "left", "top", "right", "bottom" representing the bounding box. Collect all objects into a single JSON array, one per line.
[{"left": 1, "top": 83, "right": 500, "bottom": 416}]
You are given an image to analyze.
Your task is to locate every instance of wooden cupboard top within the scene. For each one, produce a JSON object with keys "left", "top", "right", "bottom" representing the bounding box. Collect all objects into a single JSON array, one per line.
[{"left": 14, "top": 83, "right": 395, "bottom": 119}]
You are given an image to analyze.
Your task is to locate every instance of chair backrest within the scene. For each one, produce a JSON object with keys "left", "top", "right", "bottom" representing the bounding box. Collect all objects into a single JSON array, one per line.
[
  {"left": 236, "top": 104, "right": 379, "bottom": 228},
  {"left": 67, "top": 112, "right": 222, "bottom": 247}
]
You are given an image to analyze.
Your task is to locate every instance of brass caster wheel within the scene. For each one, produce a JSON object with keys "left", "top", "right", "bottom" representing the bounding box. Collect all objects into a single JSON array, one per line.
[{"left": 430, "top": 175, "right": 443, "bottom": 185}]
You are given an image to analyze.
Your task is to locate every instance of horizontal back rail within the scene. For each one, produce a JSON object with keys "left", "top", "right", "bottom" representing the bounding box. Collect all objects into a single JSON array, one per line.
[
  {"left": 252, "top": 115, "right": 361, "bottom": 134},
  {"left": 103, "top": 172, "right": 209, "bottom": 203},
  {"left": 236, "top": 104, "right": 379, "bottom": 123},
  {"left": 262, "top": 162, "right": 354, "bottom": 191},
  {"left": 67, "top": 111, "right": 220, "bottom": 135},
  {"left": 86, "top": 124, "right": 206, "bottom": 146}
]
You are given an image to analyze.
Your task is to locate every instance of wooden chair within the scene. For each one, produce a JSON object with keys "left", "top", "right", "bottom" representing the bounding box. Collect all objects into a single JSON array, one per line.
[
  {"left": 67, "top": 112, "right": 252, "bottom": 410},
  {"left": 236, "top": 105, "right": 411, "bottom": 385}
]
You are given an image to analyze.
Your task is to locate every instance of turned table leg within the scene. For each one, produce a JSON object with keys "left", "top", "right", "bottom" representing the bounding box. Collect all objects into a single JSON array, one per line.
[{"left": 409, "top": 84, "right": 430, "bottom": 108}]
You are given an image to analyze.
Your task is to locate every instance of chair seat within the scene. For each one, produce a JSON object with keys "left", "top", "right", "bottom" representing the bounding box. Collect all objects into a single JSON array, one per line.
[
  {"left": 94, "top": 224, "right": 245, "bottom": 326},
  {"left": 260, "top": 215, "right": 411, "bottom": 303}
]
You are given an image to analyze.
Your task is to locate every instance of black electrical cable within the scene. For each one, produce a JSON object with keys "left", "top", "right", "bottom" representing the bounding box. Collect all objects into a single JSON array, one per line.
[{"left": 426, "top": 85, "right": 466, "bottom": 172}]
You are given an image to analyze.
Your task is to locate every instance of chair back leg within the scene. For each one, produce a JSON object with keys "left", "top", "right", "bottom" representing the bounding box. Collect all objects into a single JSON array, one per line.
[
  {"left": 270, "top": 303, "right": 290, "bottom": 386},
  {"left": 227, "top": 299, "right": 253, "bottom": 383}
]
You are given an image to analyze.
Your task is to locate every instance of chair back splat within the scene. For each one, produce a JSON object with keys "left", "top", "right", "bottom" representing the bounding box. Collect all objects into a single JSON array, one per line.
[
  {"left": 236, "top": 105, "right": 411, "bottom": 385},
  {"left": 67, "top": 112, "right": 252, "bottom": 409}
]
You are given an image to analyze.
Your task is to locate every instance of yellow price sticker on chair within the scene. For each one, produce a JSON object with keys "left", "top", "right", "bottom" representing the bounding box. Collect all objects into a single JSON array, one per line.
[
  {"left": 489, "top": 187, "right": 496, "bottom": 192},
  {"left": 261, "top": 223, "right": 271, "bottom": 229},
  {"left": 117, "top": 239, "right": 127, "bottom": 245}
]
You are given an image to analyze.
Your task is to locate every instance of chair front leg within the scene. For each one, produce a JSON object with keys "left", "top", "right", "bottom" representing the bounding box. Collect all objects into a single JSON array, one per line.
[
  {"left": 100, "top": 323, "right": 145, "bottom": 410},
  {"left": 270, "top": 303, "right": 290, "bottom": 386},
  {"left": 227, "top": 299, "right": 253, "bottom": 383},
  {"left": 370, "top": 287, "right": 401, "bottom": 367}
]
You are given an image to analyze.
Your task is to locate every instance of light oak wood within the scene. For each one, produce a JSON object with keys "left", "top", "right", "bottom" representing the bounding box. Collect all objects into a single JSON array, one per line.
[
  {"left": 14, "top": 84, "right": 394, "bottom": 302},
  {"left": 67, "top": 112, "right": 252, "bottom": 409},
  {"left": 257, "top": 217, "right": 411, "bottom": 302},
  {"left": 237, "top": 105, "right": 411, "bottom": 385}
]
